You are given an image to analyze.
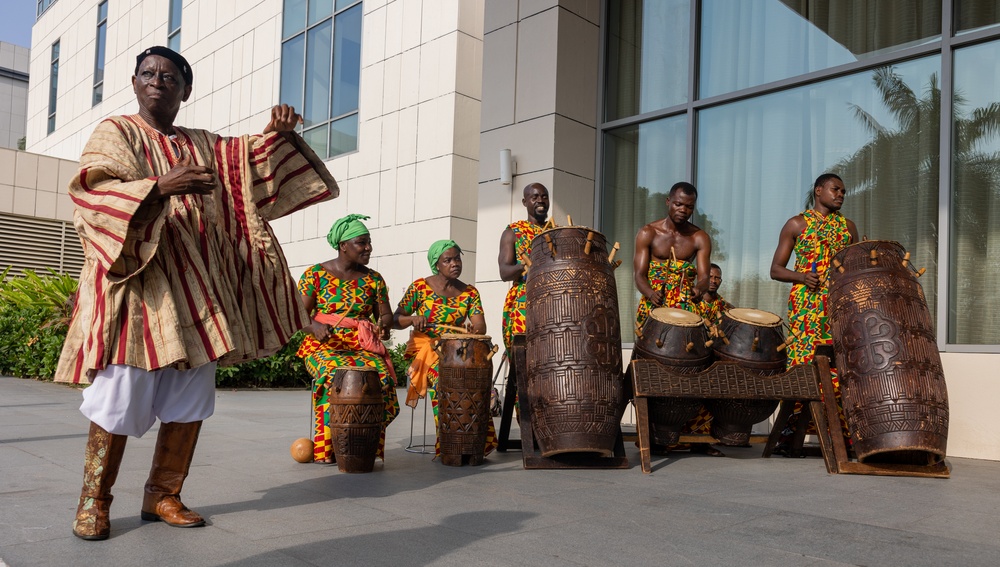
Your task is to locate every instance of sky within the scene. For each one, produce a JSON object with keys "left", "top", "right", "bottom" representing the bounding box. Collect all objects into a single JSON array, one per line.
[{"left": 0, "top": 0, "right": 37, "bottom": 48}]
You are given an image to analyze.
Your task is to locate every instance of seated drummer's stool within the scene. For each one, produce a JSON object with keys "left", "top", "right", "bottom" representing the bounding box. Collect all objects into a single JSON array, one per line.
[
  {"left": 404, "top": 395, "right": 434, "bottom": 454},
  {"left": 497, "top": 335, "right": 525, "bottom": 452}
]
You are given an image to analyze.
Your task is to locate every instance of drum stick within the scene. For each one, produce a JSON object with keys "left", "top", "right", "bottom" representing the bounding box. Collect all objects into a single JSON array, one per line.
[
  {"left": 432, "top": 324, "right": 468, "bottom": 334},
  {"left": 670, "top": 246, "right": 677, "bottom": 265}
]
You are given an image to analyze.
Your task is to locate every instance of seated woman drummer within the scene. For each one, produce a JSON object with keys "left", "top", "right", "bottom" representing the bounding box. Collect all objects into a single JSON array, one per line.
[
  {"left": 393, "top": 239, "right": 498, "bottom": 458},
  {"left": 297, "top": 214, "right": 399, "bottom": 464}
]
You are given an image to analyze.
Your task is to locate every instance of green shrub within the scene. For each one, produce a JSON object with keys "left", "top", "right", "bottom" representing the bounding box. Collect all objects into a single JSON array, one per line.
[
  {"left": 388, "top": 341, "right": 409, "bottom": 381},
  {"left": 0, "top": 304, "right": 67, "bottom": 380},
  {"left": 0, "top": 268, "right": 77, "bottom": 380},
  {"left": 215, "top": 331, "right": 311, "bottom": 389}
]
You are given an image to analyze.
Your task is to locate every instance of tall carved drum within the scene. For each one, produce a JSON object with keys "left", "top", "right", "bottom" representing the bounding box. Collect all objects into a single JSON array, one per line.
[
  {"left": 827, "top": 241, "right": 949, "bottom": 465},
  {"left": 634, "top": 307, "right": 713, "bottom": 445},
  {"left": 326, "top": 367, "right": 383, "bottom": 473},
  {"left": 706, "top": 308, "right": 786, "bottom": 446},
  {"left": 525, "top": 227, "right": 624, "bottom": 457},
  {"left": 436, "top": 334, "right": 495, "bottom": 467}
]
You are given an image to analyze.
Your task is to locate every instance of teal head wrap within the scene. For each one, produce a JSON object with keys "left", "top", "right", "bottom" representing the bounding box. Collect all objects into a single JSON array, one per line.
[
  {"left": 428, "top": 240, "right": 460, "bottom": 274},
  {"left": 327, "top": 214, "right": 371, "bottom": 250}
]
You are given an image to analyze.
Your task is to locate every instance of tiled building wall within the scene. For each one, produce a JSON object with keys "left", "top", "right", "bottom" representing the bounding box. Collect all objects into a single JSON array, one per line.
[
  {"left": 475, "top": 0, "right": 601, "bottom": 356},
  {"left": 0, "top": 147, "right": 77, "bottom": 221}
]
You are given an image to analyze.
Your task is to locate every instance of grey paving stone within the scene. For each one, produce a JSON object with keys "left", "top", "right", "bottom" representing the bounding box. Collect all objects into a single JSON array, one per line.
[{"left": 2, "top": 376, "right": 999, "bottom": 567}]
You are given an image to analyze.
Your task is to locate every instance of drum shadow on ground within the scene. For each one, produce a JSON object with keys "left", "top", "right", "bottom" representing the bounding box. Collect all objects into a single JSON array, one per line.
[{"left": 213, "top": 510, "right": 538, "bottom": 566}]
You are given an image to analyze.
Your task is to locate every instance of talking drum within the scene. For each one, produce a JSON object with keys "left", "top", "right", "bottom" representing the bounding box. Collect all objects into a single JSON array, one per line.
[
  {"left": 436, "top": 333, "right": 496, "bottom": 467},
  {"left": 525, "top": 227, "right": 625, "bottom": 457},
  {"left": 326, "top": 367, "right": 383, "bottom": 473},
  {"left": 706, "top": 308, "right": 786, "bottom": 446},
  {"left": 633, "top": 307, "right": 713, "bottom": 445},
  {"left": 827, "top": 240, "right": 949, "bottom": 465}
]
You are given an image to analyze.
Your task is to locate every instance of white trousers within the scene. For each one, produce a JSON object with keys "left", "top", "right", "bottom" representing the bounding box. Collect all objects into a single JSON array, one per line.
[{"left": 80, "top": 363, "right": 217, "bottom": 438}]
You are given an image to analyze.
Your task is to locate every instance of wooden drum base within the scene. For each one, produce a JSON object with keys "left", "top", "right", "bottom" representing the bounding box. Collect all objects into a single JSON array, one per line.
[{"left": 630, "top": 355, "right": 950, "bottom": 478}]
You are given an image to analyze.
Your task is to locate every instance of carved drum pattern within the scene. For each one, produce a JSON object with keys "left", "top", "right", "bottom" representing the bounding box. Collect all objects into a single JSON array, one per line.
[
  {"left": 828, "top": 240, "right": 949, "bottom": 465},
  {"left": 327, "top": 367, "right": 383, "bottom": 473},
  {"left": 706, "top": 308, "right": 786, "bottom": 446},
  {"left": 634, "top": 307, "right": 712, "bottom": 446},
  {"left": 437, "top": 334, "right": 495, "bottom": 467},
  {"left": 525, "top": 227, "right": 625, "bottom": 457}
]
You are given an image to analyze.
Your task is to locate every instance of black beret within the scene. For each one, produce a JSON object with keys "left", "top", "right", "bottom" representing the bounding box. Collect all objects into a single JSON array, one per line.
[{"left": 135, "top": 46, "right": 193, "bottom": 85}]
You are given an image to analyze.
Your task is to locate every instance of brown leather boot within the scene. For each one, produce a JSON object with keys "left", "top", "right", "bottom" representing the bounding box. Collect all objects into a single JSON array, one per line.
[
  {"left": 73, "top": 422, "right": 128, "bottom": 540},
  {"left": 140, "top": 421, "right": 206, "bottom": 528}
]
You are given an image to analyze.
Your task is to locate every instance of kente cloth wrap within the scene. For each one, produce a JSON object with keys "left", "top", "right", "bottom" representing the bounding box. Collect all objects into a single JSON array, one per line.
[
  {"left": 398, "top": 278, "right": 496, "bottom": 457},
  {"left": 785, "top": 209, "right": 853, "bottom": 439},
  {"left": 56, "top": 115, "right": 337, "bottom": 385},
  {"left": 634, "top": 259, "right": 711, "bottom": 436},
  {"left": 501, "top": 220, "right": 545, "bottom": 349},
  {"left": 635, "top": 258, "right": 698, "bottom": 329},
  {"left": 297, "top": 265, "right": 399, "bottom": 462},
  {"left": 696, "top": 293, "right": 733, "bottom": 325}
]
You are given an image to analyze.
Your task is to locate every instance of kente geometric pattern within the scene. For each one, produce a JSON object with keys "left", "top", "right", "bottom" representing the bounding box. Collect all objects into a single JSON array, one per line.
[{"left": 502, "top": 220, "right": 545, "bottom": 349}]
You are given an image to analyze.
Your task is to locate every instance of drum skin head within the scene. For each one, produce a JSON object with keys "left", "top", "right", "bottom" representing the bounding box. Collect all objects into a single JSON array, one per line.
[
  {"left": 650, "top": 307, "right": 702, "bottom": 327},
  {"left": 727, "top": 307, "right": 781, "bottom": 326}
]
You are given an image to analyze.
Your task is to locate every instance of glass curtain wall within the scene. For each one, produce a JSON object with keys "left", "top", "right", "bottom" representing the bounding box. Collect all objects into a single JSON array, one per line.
[{"left": 601, "top": 0, "right": 1000, "bottom": 348}]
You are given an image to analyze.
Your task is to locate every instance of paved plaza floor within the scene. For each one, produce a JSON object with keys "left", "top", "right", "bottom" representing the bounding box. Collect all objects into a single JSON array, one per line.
[{"left": 1, "top": 376, "right": 999, "bottom": 567}]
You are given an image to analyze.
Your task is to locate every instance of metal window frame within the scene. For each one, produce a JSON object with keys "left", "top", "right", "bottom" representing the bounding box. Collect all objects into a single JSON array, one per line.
[
  {"left": 92, "top": 1, "right": 108, "bottom": 106},
  {"left": 595, "top": 0, "right": 1000, "bottom": 353},
  {"left": 47, "top": 40, "right": 60, "bottom": 135}
]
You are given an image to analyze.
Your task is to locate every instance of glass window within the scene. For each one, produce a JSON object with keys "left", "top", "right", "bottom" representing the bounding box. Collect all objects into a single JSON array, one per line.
[
  {"left": 696, "top": 56, "right": 941, "bottom": 323},
  {"left": 955, "top": 0, "right": 1000, "bottom": 33},
  {"left": 283, "top": 0, "right": 308, "bottom": 38},
  {"left": 168, "top": 0, "right": 182, "bottom": 52},
  {"left": 700, "top": 0, "right": 941, "bottom": 99},
  {"left": 601, "top": 115, "right": 688, "bottom": 341},
  {"left": 37, "top": 0, "right": 58, "bottom": 18},
  {"left": 304, "top": 20, "right": 333, "bottom": 127},
  {"left": 950, "top": 41, "right": 1000, "bottom": 344},
  {"left": 93, "top": 1, "right": 108, "bottom": 106},
  {"left": 332, "top": 4, "right": 362, "bottom": 118},
  {"left": 48, "top": 41, "right": 60, "bottom": 135},
  {"left": 280, "top": 0, "right": 362, "bottom": 158},
  {"left": 604, "top": 0, "right": 690, "bottom": 121}
]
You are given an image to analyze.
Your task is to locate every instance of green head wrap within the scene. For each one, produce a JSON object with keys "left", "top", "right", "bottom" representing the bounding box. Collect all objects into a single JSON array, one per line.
[
  {"left": 428, "top": 239, "right": 460, "bottom": 274},
  {"left": 327, "top": 214, "right": 371, "bottom": 250}
]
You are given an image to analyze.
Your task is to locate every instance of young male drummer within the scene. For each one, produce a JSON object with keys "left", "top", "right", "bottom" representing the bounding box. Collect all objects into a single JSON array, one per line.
[
  {"left": 633, "top": 182, "right": 712, "bottom": 329},
  {"left": 632, "top": 182, "right": 720, "bottom": 456},
  {"left": 769, "top": 173, "right": 859, "bottom": 448}
]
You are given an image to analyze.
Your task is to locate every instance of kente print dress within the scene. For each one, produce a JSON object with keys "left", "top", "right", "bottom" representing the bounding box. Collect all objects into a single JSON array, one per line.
[
  {"left": 297, "top": 265, "right": 399, "bottom": 462},
  {"left": 398, "top": 278, "right": 498, "bottom": 456},
  {"left": 501, "top": 220, "right": 544, "bottom": 350},
  {"left": 786, "top": 209, "right": 853, "bottom": 437}
]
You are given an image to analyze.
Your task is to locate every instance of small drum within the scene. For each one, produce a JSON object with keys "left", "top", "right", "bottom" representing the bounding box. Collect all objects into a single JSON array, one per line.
[
  {"left": 326, "top": 367, "right": 383, "bottom": 473},
  {"left": 526, "top": 226, "right": 625, "bottom": 457},
  {"left": 827, "top": 240, "right": 948, "bottom": 465},
  {"left": 706, "top": 308, "right": 787, "bottom": 446},
  {"left": 634, "top": 307, "right": 713, "bottom": 446},
  {"left": 436, "top": 334, "right": 496, "bottom": 466}
]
